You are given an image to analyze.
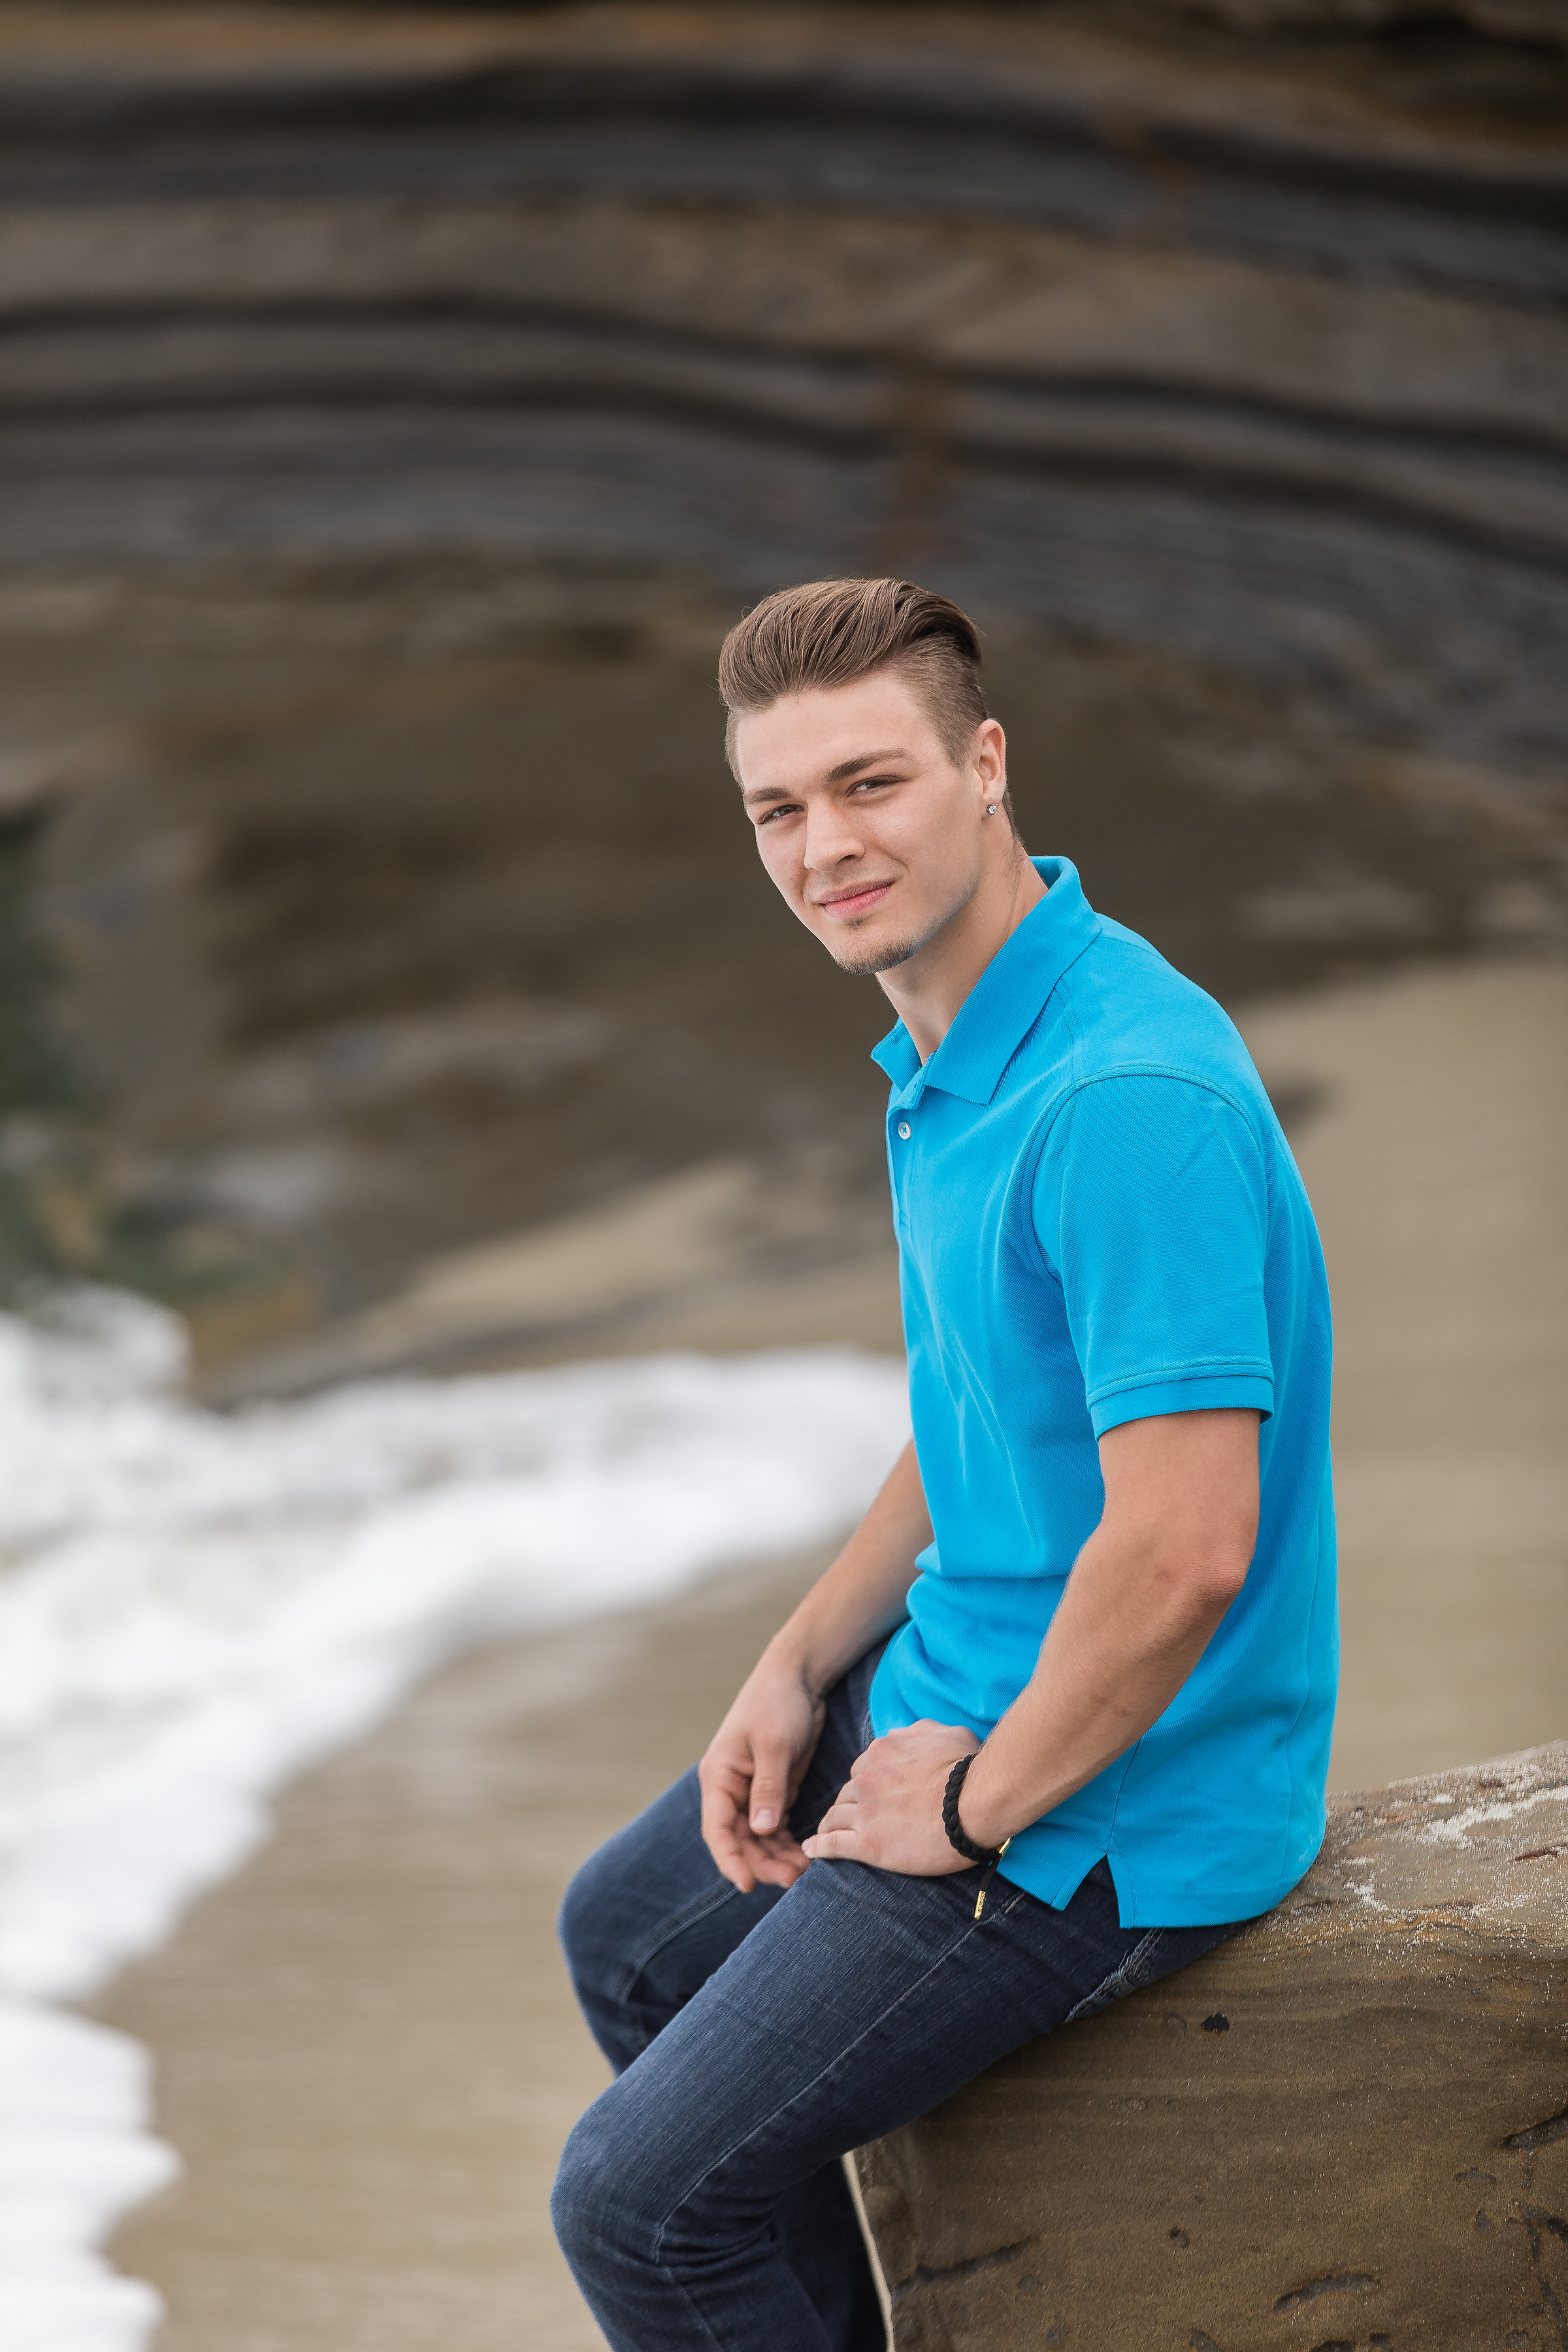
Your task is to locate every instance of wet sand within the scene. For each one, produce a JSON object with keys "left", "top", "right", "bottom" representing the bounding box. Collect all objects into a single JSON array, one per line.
[
  {"left": 1238, "top": 958, "right": 1568, "bottom": 1786},
  {"left": 97, "top": 1550, "right": 834, "bottom": 2352},
  {"left": 92, "top": 955, "right": 1567, "bottom": 2348}
]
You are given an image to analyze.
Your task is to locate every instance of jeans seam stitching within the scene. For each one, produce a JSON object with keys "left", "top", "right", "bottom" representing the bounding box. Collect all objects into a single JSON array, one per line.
[
  {"left": 610, "top": 1878, "right": 741, "bottom": 2008},
  {"left": 649, "top": 1898, "right": 988, "bottom": 2264},
  {"left": 666, "top": 2268, "right": 729, "bottom": 2351},
  {"left": 1062, "top": 1925, "right": 1164, "bottom": 2025}
]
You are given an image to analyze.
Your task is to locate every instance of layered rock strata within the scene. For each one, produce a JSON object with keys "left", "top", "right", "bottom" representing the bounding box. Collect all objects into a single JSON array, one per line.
[
  {"left": 856, "top": 1740, "right": 1568, "bottom": 2349},
  {"left": 0, "top": 3, "right": 1565, "bottom": 784},
  {"left": 1, "top": 5, "right": 1565, "bottom": 1360}
]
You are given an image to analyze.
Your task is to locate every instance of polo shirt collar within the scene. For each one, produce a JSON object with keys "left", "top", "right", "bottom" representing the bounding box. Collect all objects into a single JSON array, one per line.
[{"left": 870, "top": 856, "right": 1101, "bottom": 1105}]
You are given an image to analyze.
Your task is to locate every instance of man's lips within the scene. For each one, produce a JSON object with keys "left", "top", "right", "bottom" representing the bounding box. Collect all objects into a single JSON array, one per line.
[{"left": 813, "top": 880, "right": 894, "bottom": 921}]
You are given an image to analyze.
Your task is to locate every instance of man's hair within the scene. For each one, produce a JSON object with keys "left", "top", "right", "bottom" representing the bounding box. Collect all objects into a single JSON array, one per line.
[{"left": 717, "top": 577, "right": 992, "bottom": 779}]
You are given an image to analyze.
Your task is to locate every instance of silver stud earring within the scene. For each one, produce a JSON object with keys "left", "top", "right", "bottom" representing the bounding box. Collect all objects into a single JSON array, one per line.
[{"left": 985, "top": 804, "right": 997, "bottom": 816}]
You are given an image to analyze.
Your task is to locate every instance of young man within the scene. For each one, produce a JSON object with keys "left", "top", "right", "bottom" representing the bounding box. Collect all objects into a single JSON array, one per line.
[{"left": 552, "top": 579, "right": 1336, "bottom": 2352}]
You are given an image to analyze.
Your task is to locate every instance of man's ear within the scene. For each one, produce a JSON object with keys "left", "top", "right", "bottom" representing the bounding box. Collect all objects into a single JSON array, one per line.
[{"left": 972, "top": 718, "right": 1007, "bottom": 800}]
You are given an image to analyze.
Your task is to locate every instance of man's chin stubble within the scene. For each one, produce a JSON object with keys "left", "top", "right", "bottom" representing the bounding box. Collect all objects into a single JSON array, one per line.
[
  {"left": 828, "top": 930, "right": 930, "bottom": 977},
  {"left": 814, "top": 888, "right": 961, "bottom": 978}
]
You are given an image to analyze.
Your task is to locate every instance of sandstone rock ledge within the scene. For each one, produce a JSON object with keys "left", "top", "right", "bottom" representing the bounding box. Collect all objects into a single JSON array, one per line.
[{"left": 857, "top": 1744, "right": 1568, "bottom": 2351}]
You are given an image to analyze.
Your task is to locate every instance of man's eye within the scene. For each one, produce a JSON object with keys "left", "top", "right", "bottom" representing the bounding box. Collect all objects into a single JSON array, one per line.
[{"left": 759, "top": 804, "right": 800, "bottom": 823}]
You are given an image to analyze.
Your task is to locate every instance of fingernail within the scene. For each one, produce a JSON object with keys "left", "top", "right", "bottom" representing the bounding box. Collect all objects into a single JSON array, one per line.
[{"left": 752, "top": 1808, "right": 777, "bottom": 1832}]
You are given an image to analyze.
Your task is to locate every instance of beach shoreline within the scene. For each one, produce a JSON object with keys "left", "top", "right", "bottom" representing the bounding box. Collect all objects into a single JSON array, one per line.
[
  {"left": 84, "top": 952, "right": 1568, "bottom": 2349},
  {"left": 93, "top": 1548, "right": 840, "bottom": 2351}
]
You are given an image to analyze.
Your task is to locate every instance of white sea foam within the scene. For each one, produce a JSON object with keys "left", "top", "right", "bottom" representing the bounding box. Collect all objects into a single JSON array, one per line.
[{"left": 0, "top": 1286, "right": 909, "bottom": 2351}]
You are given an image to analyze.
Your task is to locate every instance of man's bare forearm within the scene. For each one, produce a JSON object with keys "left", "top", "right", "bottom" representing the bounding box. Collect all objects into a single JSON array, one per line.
[
  {"left": 763, "top": 1439, "right": 930, "bottom": 1697},
  {"left": 698, "top": 1441, "right": 929, "bottom": 1887},
  {"left": 954, "top": 1525, "right": 1237, "bottom": 1849},
  {"left": 957, "top": 1411, "right": 1260, "bottom": 1851}
]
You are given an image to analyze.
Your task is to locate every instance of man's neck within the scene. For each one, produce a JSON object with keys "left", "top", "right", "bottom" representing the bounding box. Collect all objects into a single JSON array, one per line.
[{"left": 879, "top": 847, "right": 1047, "bottom": 1061}]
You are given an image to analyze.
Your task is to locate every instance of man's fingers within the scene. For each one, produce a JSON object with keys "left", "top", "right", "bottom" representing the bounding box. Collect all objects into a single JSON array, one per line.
[
  {"left": 752, "top": 1846, "right": 810, "bottom": 1889},
  {"left": 700, "top": 1767, "right": 760, "bottom": 1891},
  {"left": 701, "top": 1772, "right": 815, "bottom": 1893},
  {"left": 751, "top": 1825, "right": 811, "bottom": 1872},
  {"left": 800, "top": 1828, "right": 859, "bottom": 1860},
  {"left": 703, "top": 1815, "right": 755, "bottom": 1893},
  {"left": 812, "top": 1797, "right": 858, "bottom": 1837},
  {"left": 747, "top": 1742, "right": 794, "bottom": 1834},
  {"left": 699, "top": 1774, "right": 747, "bottom": 1848}
]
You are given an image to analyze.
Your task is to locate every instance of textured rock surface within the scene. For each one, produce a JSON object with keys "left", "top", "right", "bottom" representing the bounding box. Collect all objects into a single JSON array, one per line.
[
  {"left": 857, "top": 1742, "right": 1568, "bottom": 2349},
  {"left": 1, "top": 5, "right": 1563, "bottom": 1367},
  {"left": 0, "top": 3, "right": 1565, "bottom": 779}
]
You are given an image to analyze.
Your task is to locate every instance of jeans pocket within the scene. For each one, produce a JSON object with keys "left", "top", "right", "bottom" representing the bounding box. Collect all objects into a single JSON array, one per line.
[{"left": 1062, "top": 1927, "right": 1168, "bottom": 2025}]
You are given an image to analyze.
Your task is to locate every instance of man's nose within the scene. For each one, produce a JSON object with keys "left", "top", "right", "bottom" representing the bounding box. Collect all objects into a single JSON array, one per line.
[{"left": 802, "top": 804, "right": 864, "bottom": 869}]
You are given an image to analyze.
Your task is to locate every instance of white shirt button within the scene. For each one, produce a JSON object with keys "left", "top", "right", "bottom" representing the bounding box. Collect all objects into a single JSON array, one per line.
[{"left": 896, "top": 1120, "right": 912, "bottom": 1140}]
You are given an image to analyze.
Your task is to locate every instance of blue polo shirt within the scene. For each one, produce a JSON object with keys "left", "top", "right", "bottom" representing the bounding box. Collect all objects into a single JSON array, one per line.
[{"left": 868, "top": 857, "right": 1336, "bottom": 1927}]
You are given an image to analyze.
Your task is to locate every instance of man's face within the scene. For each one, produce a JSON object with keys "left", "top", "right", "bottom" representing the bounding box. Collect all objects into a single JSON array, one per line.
[{"left": 734, "top": 670, "right": 1004, "bottom": 977}]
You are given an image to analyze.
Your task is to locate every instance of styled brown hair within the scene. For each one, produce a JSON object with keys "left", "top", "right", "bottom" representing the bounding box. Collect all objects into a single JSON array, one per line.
[{"left": 717, "top": 577, "right": 991, "bottom": 779}]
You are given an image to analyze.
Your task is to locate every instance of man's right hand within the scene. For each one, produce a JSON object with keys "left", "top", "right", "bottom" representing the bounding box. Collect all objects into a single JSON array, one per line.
[
  {"left": 696, "top": 1439, "right": 932, "bottom": 1891},
  {"left": 698, "top": 1658, "right": 826, "bottom": 1893}
]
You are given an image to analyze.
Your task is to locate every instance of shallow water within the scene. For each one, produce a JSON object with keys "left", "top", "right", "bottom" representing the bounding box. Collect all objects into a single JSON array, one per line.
[
  {"left": 0, "top": 1288, "right": 907, "bottom": 2350},
  {"left": 0, "top": 13, "right": 1563, "bottom": 2339}
]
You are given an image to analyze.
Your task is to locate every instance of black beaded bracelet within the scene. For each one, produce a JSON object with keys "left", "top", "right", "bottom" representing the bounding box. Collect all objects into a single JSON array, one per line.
[{"left": 942, "top": 1754, "right": 1012, "bottom": 1920}]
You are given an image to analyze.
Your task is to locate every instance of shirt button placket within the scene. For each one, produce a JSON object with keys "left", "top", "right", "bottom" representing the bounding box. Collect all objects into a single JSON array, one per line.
[{"left": 891, "top": 1110, "right": 915, "bottom": 1228}]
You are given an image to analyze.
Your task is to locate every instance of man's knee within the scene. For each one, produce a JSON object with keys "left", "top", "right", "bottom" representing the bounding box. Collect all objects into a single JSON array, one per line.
[
  {"left": 559, "top": 1830, "right": 667, "bottom": 2073},
  {"left": 557, "top": 1837, "right": 621, "bottom": 2001},
  {"left": 549, "top": 2110, "right": 604, "bottom": 2270},
  {"left": 551, "top": 2097, "right": 651, "bottom": 2279},
  {"left": 558, "top": 1770, "right": 706, "bottom": 2012}
]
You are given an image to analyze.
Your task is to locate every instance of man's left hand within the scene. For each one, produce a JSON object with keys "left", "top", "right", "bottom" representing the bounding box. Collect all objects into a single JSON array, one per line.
[{"left": 800, "top": 1719, "right": 985, "bottom": 1876}]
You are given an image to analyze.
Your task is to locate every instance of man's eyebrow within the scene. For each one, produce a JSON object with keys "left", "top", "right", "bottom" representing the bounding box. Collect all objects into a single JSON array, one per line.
[
  {"left": 740, "top": 747, "right": 913, "bottom": 806},
  {"left": 826, "top": 747, "right": 911, "bottom": 783}
]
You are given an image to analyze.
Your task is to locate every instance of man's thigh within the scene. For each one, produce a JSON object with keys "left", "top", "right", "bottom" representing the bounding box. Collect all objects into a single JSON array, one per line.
[
  {"left": 566, "top": 1846, "right": 1235, "bottom": 2249},
  {"left": 559, "top": 1639, "right": 885, "bottom": 2068}
]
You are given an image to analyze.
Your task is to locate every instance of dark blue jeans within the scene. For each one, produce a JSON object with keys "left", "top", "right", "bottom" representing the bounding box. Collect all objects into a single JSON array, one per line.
[{"left": 553, "top": 1641, "right": 1243, "bottom": 2351}]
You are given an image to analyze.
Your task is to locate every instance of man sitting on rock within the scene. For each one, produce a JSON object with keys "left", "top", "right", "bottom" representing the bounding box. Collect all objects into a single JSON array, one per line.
[{"left": 551, "top": 576, "right": 1337, "bottom": 2351}]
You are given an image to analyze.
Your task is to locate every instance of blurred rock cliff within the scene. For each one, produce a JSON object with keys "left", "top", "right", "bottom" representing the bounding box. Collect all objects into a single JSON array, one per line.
[{"left": 0, "top": 1, "right": 1563, "bottom": 1379}]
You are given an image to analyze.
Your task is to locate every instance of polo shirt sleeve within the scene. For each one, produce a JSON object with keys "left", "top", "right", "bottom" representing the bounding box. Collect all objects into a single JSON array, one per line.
[{"left": 1031, "top": 1073, "right": 1275, "bottom": 1438}]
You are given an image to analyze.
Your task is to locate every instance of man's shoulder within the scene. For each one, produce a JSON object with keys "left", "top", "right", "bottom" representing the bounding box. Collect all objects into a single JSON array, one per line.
[{"left": 1041, "top": 917, "right": 1264, "bottom": 1113}]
